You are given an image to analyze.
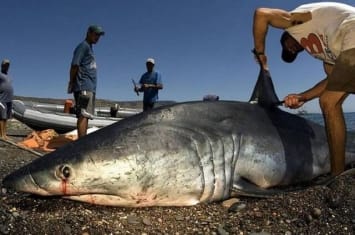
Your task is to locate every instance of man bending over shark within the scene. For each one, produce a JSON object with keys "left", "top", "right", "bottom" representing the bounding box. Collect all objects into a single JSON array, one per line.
[{"left": 252, "top": 2, "right": 355, "bottom": 176}]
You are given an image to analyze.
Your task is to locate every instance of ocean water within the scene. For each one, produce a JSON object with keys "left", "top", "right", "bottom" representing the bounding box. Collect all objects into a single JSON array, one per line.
[{"left": 301, "top": 112, "right": 355, "bottom": 132}]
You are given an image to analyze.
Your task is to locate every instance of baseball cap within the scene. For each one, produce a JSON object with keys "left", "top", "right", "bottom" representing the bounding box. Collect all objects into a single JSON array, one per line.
[
  {"left": 1, "top": 59, "right": 10, "bottom": 65},
  {"left": 280, "top": 31, "right": 298, "bottom": 63},
  {"left": 87, "top": 25, "right": 105, "bottom": 36},
  {"left": 146, "top": 58, "right": 155, "bottom": 64}
]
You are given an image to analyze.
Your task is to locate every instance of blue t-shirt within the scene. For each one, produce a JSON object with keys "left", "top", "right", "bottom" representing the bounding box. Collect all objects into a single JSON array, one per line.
[
  {"left": 139, "top": 71, "right": 162, "bottom": 103},
  {"left": 71, "top": 41, "right": 97, "bottom": 92},
  {"left": 0, "top": 73, "right": 14, "bottom": 102}
]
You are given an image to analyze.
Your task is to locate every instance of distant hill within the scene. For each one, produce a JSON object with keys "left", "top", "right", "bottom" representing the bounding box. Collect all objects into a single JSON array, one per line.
[{"left": 14, "top": 96, "right": 176, "bottom": 109}]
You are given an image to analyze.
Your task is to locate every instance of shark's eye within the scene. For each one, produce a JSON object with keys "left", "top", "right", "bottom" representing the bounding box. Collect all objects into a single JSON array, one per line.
[
  {"left": 56, "top": 165, "right": 72, "bottom": 180},
  {"left": 62, "top": 166, "right": 71, "bottom": 178}
]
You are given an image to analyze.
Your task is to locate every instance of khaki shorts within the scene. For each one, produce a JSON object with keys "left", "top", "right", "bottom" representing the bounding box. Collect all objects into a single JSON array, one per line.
[
  {"left": 326, "top": 48, "right": 355, "bottom": 92},
  {"left": 74, "top": 91, "right": 95, "bottom": 118}
]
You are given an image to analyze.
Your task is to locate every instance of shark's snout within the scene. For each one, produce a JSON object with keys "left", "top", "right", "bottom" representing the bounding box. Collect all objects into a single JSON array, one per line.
[{"left": 2, "top": 167, "right": 47, "bottom": 195}]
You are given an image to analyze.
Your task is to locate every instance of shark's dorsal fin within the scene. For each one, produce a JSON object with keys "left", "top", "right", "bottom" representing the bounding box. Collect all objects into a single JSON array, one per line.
[{"left": 249, "top": 50, "right": 282, "bottom": 108}]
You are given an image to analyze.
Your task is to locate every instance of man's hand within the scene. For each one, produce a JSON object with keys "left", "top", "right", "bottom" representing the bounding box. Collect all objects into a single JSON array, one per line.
[
  {"left": 283, "top": 94, "right": 305, "bottom": 109},
  {"left": 252, "top": 49, "right": 269, "bottom": 70},
  {"left": 142, "top": 84, "right": 155, "bottom": 89},
  {"left": 257, "top": 54, "right": 269, "bottom": 71}
]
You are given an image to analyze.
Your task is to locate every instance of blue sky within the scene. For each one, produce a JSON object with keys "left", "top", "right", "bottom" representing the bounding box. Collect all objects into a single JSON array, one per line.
[{"left": 2, "top": 0, "right": 355, "bottom": 113}]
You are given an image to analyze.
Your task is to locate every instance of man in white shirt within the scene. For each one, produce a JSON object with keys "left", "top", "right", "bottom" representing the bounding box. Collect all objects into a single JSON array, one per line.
[{"left": 252, "top": 2, "right": 355, "bottom": 176}]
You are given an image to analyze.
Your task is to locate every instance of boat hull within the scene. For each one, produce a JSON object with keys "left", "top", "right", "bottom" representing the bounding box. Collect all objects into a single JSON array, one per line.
[{"left": 12, "top": 100, "right": 122, "bottom": 133}]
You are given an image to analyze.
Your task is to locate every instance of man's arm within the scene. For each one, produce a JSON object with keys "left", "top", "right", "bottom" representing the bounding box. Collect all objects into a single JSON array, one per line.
[
  {"left": 154, "top": 83, "right": 163, "bottom": 90},
  {"left": 141, "top": 83, "right": 163, "bottom": 90},
  {"left": 283, "top": 63, "right": 331, "bottom": 108},
  {"left": 67, "top": 64, "right": 78, "bottom": 93},
  {"left": 300, "top": 79, "right": 328, "bottom": 101},
  {"left": 253, "top": 8, "right": 311, "bottom": 70},
  {"left": 253, "top": 8, "right": 293, "bottom": 55},
  {"left": 298, "top": 63, "right": 332, "bottom": 101},
  {"left": 142, "top": 73, "right": 163, "bottom": 90},
  {"left": 293, "top": 63, "right": 333, "bottom": 101}
]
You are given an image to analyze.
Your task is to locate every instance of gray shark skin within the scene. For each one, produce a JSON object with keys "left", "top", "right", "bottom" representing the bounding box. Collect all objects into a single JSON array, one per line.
[{"left": 2, "top": 101, "right": 355, "bottom": 207}]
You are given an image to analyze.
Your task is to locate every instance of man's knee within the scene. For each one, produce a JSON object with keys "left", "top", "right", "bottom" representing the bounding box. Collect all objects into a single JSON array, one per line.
[
  {"left": 319, "top": 95, "right": 332, "bottom": 113},
  {"left": 319, "top": 95, "right": 340, "bottom": 115},
  {"left": 319, "top": 91, "right": 346, "bottom": 114}
]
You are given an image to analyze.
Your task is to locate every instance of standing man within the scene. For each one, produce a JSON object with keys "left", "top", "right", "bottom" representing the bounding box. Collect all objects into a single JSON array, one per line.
[
  {"left": 67, "top": 25, "right": 105, "bottom": 138},
  {"left": 252, "top": 2, "right": 355, "bottom": 176},
  {"left": 0, "top": 59, "right": 14, "bottom": 140},
  {"left": 134, "top": 58, "right": 163, "bottom": 111}
]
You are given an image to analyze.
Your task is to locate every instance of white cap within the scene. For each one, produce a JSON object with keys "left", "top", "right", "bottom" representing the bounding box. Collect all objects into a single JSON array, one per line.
[
  {"left": 1, "top": 59, "right": 10, "bottom": 65},
  {"left": 146, "top": 58, "right": 155, "bottom": 64}
]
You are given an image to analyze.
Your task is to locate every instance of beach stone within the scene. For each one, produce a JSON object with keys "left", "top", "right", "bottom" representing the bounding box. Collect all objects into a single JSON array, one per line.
[
  {"left": 228, "top": 203, "right": 246, "bottom": 213},
  {"left": 249, "top": 232, "right": 271, "bottom": 235},
  {"left": 1, "top": 187, "right": 7, "bottom": 194},
  {"left": 175, "top": 215, "right": 184, "bottom": 221},
  {"left": 312, "top": 208, "right": 322, "bottom": 218},
  {"left": 0, "top": 224, "right": 9, "bottom": 234},
  {"left": 63, "top": 225, "right": 72, "bottom": 235},
  {"left": 222, "top": 198, "right": 240, "bottom": 208},
  {"left": 142, "top": 217, "right": 152, "bottom": 226},
  {"left": 127, "top": 215, "right": 140, "bottom": 224},
  {"left": 216, "top": 224, "right": 229, "bottom": 235}
]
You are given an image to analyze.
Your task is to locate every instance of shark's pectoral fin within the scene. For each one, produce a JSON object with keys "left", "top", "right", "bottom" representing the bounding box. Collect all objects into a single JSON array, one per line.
[
  {"left": 231, "top": 177, "right": 284, "bottom": 198},
  {"left": 232, "top": 168, "right": 355, "bottom": 199},
  {"left": 231, "top": 178, "right": 277, "bottom": 198},
  {"left": 313, "top": 168, "right": 355, "bottom": 186}
]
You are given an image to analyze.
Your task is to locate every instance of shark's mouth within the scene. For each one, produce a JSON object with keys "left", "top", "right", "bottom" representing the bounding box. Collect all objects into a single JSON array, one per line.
[
  {"left": 64, "top": 193, "right": 200, "bottom": 207},
  {"left": 64, "top": 194, "right": 156, "bottom": 207}
]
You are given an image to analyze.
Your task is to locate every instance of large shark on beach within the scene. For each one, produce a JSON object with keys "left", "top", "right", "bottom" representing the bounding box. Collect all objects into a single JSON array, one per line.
[{"left": 3, "top": 68, "right": 355, "bottom": 207}]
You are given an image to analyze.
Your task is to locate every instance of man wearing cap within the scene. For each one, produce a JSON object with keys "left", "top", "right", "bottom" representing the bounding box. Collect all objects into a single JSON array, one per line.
[
  {"left": 252, "top": 2, "right": 355, "bottom": 176},
  {"left": 67, "top": 25, "right": 105, "bottom": 138},
  {"left": 0, "top": 59, "right": 14, "bottom": 140},
  {"left": 134, "top": 58, "right": 163, "bottom": 111}
]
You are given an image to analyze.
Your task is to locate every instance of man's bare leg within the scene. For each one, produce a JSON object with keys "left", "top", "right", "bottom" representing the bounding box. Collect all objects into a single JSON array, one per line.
[
  {"left": 0, "top": 120, "right": 8, "bottom": 140},
  {"left": 0, "top": 120, "right": 5, "bottom": 138},
  {"left": 77, "top": 117, "right": 88, "bottom": 138},
  {"left": 319, "top": 91, "right": 347, "bottom": 176}
]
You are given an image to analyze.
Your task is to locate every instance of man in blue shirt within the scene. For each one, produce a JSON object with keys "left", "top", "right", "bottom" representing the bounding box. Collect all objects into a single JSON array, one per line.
[
  {"left": 0, "top": 59, "right": 14, "bottom": 140},
  {"left": 134, "top": 58, "right": 163, "bottom": 111},
  {"left": 67, "top": 25, "right": 104, "bottom": 138}
]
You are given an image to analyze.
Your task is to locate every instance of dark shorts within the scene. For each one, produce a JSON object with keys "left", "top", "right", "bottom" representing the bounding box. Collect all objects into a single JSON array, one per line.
[
  {"left": 326, "top": 48, "right": 355, "bottom": 92},
  {"left": 74, "top": 91, "right": 95, "bottom": 118},
  {"left": 0, "top": 102, "right": 12, "bottom": 120},
  {"left": 143, "top": 102, "right": 155, "bottom": 112}
]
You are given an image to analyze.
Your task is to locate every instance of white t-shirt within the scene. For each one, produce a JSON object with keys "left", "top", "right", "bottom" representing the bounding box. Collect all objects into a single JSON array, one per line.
[{"left": 286, "top": 2, "right": 355, "bottom": 64}]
